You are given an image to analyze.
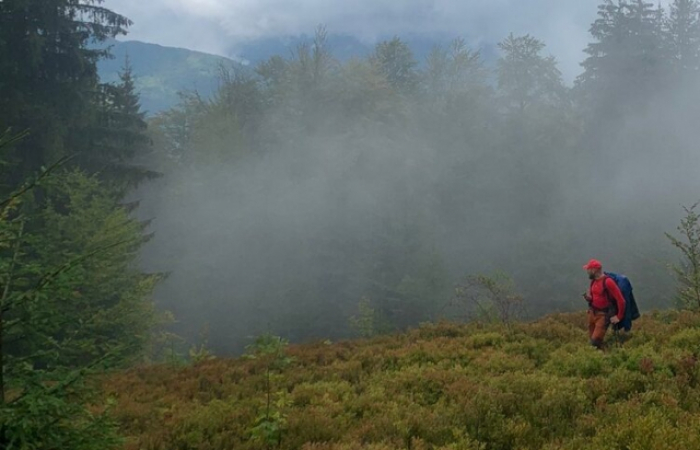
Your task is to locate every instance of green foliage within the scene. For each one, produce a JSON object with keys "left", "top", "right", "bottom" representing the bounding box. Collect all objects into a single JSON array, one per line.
[
  {"left": 244, "top": 334, "right": 293, "bottom": 367},
  {"left": 97, "top": 40, "right": 243, "bottom": 114},
  {"left": 160, "top": 330, "right": 189, "bottom": 367},
  {"left": 17, "top": 170, "right": 161, "bottom": 366},
  {"left": 370, "top": 37, "right": 419, "bottom": 94},
  {"left": 245, "top": 334, "right": 294, "bottom": 449},
  {"left": 666, "top": 202, "right": 700, "bottom": 310},
  {"left": 0, "top": 2, "right": 165, "bottom": 449},
  {"left": 2, "top": 392, "right": 122, "bottom": 450},
  {"left": 92, "top": 56, "right": 158, "bottom": 189},
  {"left": 0, "top": 133, "right": 159, "bottom": 449},
  {"left": 141, "top": 310, "right": 187, "bottom": 366},
  {"left": 349, "top": 297, "right": 383, "bottom": 338},
  {"left": 424, "top": 38, "right": 485, "bottom": 100},
  {"left": 669, "top": 326, "right": 700, "bottom": 348},
  {"left": 578, "top": 1, "right": 667, "bottom": 102},
  {"left": 451, "top": 272, "right": 525, "bottom": 326},
  {"left": 189, "top": 324, "right": 216, "bottom": 364},
  {"left": 0, "top": 0, "right": 132, "bottom": 182},
  {"left": 250, "top": 393, "right": 293, "bottom": 449},
  {"left": 497, "top": 33, "right": 565, "bottom": 113}
]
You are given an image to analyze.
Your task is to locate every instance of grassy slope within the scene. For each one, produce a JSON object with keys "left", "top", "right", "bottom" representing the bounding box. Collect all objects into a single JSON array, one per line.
[{"left": 105, "top": 311, "right": 700, "bottom": 450}]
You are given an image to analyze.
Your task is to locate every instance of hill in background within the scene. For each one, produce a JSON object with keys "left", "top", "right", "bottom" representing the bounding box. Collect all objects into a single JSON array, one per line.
[{"left": 97, "top": 40, "right": 242, "bottom": 114}]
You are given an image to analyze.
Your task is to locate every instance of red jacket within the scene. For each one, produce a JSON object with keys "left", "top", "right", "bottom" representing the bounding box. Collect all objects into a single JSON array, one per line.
[{"left": 589, "top": 276, "right": 626, "bottom": 321}]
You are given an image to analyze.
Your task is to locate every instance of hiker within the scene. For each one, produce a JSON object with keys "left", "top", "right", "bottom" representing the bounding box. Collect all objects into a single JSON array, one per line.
[{"left": 582, "top": 259, "right": 625, "bottom": 350}]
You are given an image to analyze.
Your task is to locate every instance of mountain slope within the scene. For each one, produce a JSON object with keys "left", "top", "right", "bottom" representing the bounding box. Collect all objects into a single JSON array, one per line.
[
  {"left": 104, "top": 310, "right": 700, "bottom": 450},
  {"left": 97, "top": 40, "right": 242, "bottom": 114}
]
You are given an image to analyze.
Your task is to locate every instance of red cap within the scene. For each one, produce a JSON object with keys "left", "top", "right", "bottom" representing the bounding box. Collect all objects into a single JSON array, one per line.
[{"left": 583, "top": 259, "right": 602, "bottom": 271}]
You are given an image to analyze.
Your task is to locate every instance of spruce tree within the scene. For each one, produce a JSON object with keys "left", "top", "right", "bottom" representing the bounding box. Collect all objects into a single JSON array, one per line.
[
  {"left": 577, "top": 0, "right": 668, "bottom": 114},
  {"left": 91, "top": 56, "right": 157, "bottom": 189},
  {"left": 667, "top": 0, "right": 700, "bottom": 73},
  {"left": 0, "top": 134, "right": 159, "bottom": 449},
  {"left": 0, "top": 0, "right": 131, "bottom": 183}
]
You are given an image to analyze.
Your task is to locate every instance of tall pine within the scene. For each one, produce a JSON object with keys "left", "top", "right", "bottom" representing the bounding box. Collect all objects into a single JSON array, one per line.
[
  {"left": 0, "top": 142, "right": 159, "bottom": 449},
  {"left": 667, "top": 0, "right": 700, "bottom": 74},
  {"left": 92, "top": 56, "right": 157, "bottom": 189},
  {"left": 576, "top": 0, "right": 668, "bottom": 150},
  {"left": 0, "top": 0, "right": 130, "bottom": 185},
  {"left": 577, "top": 1, "right": 667, "bottom": 108},
  {"left": 0, "top": 3, "right": 163, "bottom": 447}
]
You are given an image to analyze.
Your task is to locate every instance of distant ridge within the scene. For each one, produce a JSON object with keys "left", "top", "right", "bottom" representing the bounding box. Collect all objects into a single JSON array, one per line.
[{"left": 97, "top": 40, "right": 242, "bottom": 115}]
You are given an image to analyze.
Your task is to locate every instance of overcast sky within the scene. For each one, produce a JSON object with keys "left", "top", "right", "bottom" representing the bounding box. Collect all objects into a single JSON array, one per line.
[{"left": 105, "top": 0, "right": 664, "bottom": 82}]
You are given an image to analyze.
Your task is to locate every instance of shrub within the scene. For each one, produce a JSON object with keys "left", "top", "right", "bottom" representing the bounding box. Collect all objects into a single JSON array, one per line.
[
  {"left": 101, "top": 312, "right": 700, "bottom": 450},
  {"left": 544, "top": 345, "right": 607, "bottom": 377},
  {"left": 669, "top": 327, "right": 700, "bottom": 350}
]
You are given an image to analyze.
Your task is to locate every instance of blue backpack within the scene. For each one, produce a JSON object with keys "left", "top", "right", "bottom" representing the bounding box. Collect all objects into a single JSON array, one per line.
[{"left": 602, "top": 272, "right": 641, "bottom": 332}]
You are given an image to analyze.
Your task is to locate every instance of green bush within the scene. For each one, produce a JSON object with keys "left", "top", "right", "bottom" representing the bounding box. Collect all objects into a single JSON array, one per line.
[
  {"left": 544, "top": 346, "right": 607, "bottom": 377},
  {"left": 669, "top": 327, "right": 700, "bottom": 349}
]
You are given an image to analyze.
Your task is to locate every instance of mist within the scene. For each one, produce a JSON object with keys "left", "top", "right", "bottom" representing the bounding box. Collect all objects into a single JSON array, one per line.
[
  {"left": 131, "top": 2, "right": 700, "bottom": 354},
  {"left": 10, "top": 2, "right": 700, "bottom": 448},
  {"left": 111, "top": 0, "right": 600, "bottom": 81}
]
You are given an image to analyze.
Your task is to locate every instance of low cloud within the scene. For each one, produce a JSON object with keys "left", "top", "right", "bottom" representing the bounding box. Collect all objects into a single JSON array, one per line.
[{"left": 105, "top": 0, "right": 669, "bottom": 84}]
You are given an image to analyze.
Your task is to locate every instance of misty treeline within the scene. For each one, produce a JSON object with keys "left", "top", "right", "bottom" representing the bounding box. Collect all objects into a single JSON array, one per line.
[{"left": 140, "top": 0, "right": 700, "bottom": 353}]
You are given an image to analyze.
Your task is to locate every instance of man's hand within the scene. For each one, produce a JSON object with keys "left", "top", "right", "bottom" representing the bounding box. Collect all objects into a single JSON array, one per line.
[
  {"left": 610, "top": 316, "right": 621, "bottom": 325},
  {"left": 583, "top": 292, "right": 592, "bottom": 302}
]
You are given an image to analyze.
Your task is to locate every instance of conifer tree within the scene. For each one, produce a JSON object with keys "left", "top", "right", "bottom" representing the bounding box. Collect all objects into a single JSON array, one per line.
[
  {"left": 91, "top": 56, "right": 157, "bottom": 189},
  {"left": 0, "top": 133, "right": 159, "bottom": 449},
  {"left": 667, "top": 0, "right": 700, "bottom": 73},
  {"left": 577, "top": 1, "right": 667, "bottom": 114},
  {"left": 0, "top": 0, "right": 131, "bottom": 183}
]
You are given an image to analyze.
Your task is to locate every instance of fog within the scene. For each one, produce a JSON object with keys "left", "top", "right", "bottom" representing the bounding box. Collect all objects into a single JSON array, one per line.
[
  {"left": 130, "top": 2, "right": 700, "bottom": 354},
  {"left": 111, "top": 0, "right": 601, "bottom": 81}
]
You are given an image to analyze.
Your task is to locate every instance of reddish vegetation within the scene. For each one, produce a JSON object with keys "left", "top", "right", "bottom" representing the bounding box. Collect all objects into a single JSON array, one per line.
[{"left": 104, "top": 311, "right": 700, "bottom": 450}]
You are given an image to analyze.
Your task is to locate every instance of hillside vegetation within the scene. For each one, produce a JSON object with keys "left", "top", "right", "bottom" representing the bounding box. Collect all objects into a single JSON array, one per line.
[
  {"left": 97, "top": 40, "right": 242, "bottom": 114},
  {"left": 105, "top": 311, "right": 700, "bottom": 450},
  {"left": 5, "top": 1, "right": 700, "bottom": 449}
]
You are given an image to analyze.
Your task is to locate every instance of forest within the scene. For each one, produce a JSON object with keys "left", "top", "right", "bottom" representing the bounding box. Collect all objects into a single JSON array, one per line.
[
  {"left": 138, "top": 0, "right": 700, "bottom": 353},
  {"left": 3, "top": 0, "right": 700, "bottom": 448}
]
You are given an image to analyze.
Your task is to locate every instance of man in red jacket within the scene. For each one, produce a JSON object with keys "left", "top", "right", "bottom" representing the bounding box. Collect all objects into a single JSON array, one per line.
[{"left": 583, "top": 259, "right": 626, "bottom": 349}]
